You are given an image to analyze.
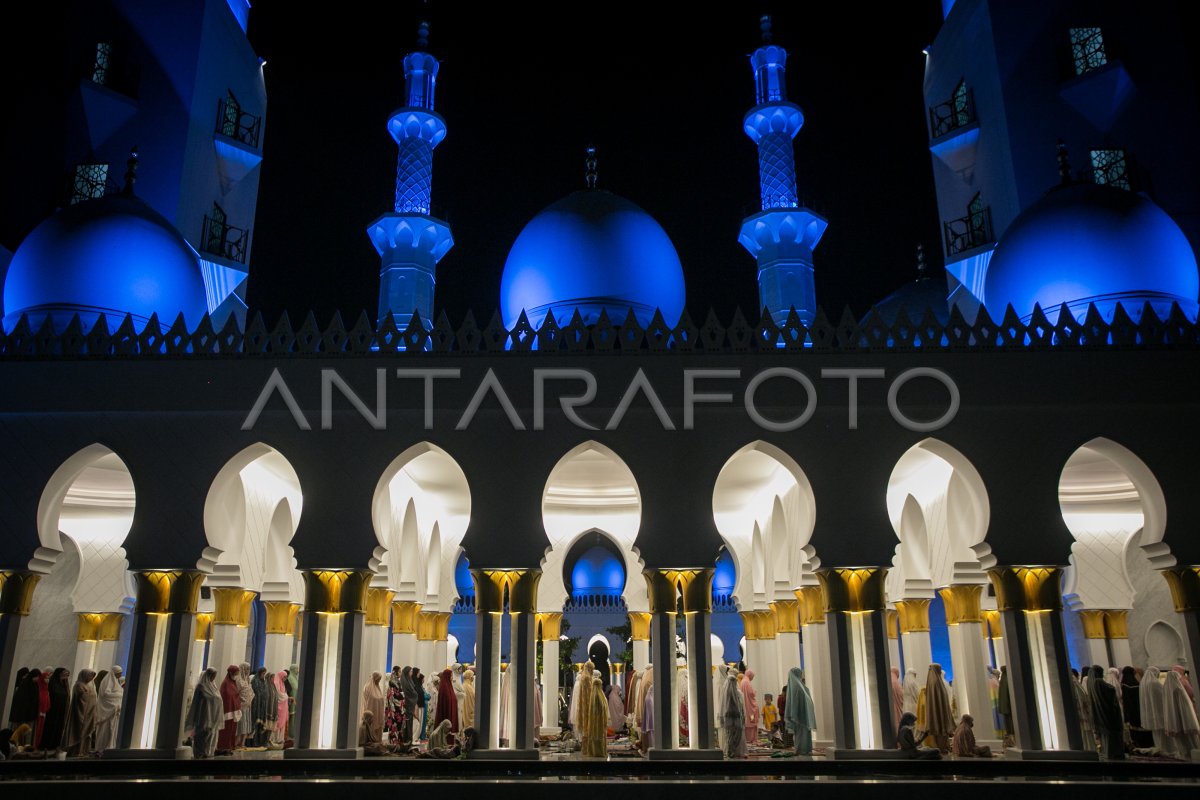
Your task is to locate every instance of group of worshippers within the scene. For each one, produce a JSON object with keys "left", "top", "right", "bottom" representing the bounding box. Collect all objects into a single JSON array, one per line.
[
  {"left": 4, "top": 666, "right": 124, "bottom": 759},
  {"left": 891, "top": 663, "right": 991, "bottom": 759},
  {"left": 184, "top": 664, "right": 295, "bottom": 758},
  {"left": 358, "top": 664, "right": 476, "bottom": 756},
  {"left": 716, "top": 666, "right": 817, "bottom": 759},
  {"left": 1070, "top": 664, "right": 1199, "bottom": 761}
]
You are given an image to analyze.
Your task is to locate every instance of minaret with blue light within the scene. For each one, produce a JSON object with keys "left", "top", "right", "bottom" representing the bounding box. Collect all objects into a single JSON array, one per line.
[
  {"left": 738, "top": 16, "right": 828, "bottom": 327},
  {"left": 366, "top": 21, "right": 454, "bottom": 330}
]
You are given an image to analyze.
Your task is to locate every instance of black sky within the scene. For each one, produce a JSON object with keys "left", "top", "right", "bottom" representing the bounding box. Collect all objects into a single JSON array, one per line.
[{"left": 245, "top": 1, "right": 947, "bottom": 325}]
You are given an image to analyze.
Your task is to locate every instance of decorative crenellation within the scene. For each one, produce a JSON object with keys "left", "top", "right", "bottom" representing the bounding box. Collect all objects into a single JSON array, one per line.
[{"left": 2, "top": 301, "right": 1196, "bottom": 359}]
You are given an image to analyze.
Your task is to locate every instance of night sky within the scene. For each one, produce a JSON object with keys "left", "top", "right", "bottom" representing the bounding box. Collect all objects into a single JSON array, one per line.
[{"left": 245, "top": 1, "right": 947, "bottom": 325}]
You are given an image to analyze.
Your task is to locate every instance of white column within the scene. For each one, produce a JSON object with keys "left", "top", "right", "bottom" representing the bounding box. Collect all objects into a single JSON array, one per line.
[
  {"left": 757, "top": 636, "right": 781, "bottom": 711},
  {"left": 776, "top": 631, "right": 801, "bottom": 686},
  {"left": 1109, "top": 637, "right": 1132, "bottom": 668},
  {"left": 208, "top": 624, "right": 248, "bottom": 672},
  {"left": 432, "top": 638, "right": 449, "bottom": 672},
  {"left": 541, "top": 638, "right": 560, "bottom": 734},
  {"left": 887, "top": 635, "right": 901, "bottom": 671},
  {"left": 801, "top": 622, "right": 834, "bottom": 746},
  {"left": 391, "top": 633, "right": 417, "bottom": 669},
  {"left": 632, "top": 639, "right": 650, "bottom": 671},
  {"left": 1082, "top": 638, "right": 1108, "bottom": 667},
  {"left": 72, "top": 639, "right": 98, "bottom": 677},
  {"left": 949, "top": 622, "right": 998, "bottom": 745},
  {"left": 96, "top": 639, "right": 121, "bottom": 671},
  {"left": 900, "top": 631, "right": 932, "bottom": 677}
]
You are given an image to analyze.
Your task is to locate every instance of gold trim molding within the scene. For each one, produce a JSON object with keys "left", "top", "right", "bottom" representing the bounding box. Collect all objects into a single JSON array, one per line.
[
  {"left": 264, "top": 601, "right": 301, "bottom": 635},
  {"left": 1162, "top": 567, "right": 1200, "bottom": 612},
  {"left": 77, "top": 613, "right": 105, "bottom": 642},
  {"left": 628, "top": 612, "right": 652, "bottom": 641},
  {"left": 1078, "top": 609, "right": 1107, "bottom": 639},
  {"left": 940, "top": 585, "right": 983, "bottom": 625},
  {"left": 1103, "top": 609, "right": 1129, "bottom": 640},
  {"left": 817, "top": 568, "right": 887, "bottom": 613},
  {"left": 365, "top": 588, "right": 395, "bottom": 627},
  {"left": 771, "top": 600, "right": 801, "bottom": 633},
  {"left": 471, "top": 569, "right": 542, "bottom": 613},
  {"left": 794, "top": 587, "right": 825, "bottom": 625},
  {"left": 303, "top": 570, "right": 372, "bottom": 614},
  {"left": 536, "top": 612, "right": 563, "bottom": 641},
  {"left": 212, "top": 587, "right": 257, "bottom": 626},
  {"left": 391, "top": 601, "right": 422, "bottom": 634},
  {"left": 895, "top": 599, "right": 932, "bottom": 632}
]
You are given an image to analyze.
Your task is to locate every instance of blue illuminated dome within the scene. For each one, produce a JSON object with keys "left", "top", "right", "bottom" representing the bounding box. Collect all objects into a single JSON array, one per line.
[
  {"left": 500, "top": 190, "right": 686, "bottom": 329},
  {"left": 983, "top": 183, "right": 1199, "bottom": 322},
  {"left": 2, "top": 193, "right": 207, "bottom": 333},
  {"left": 569, "top": 545, "right": 626, "bottom": 597}
]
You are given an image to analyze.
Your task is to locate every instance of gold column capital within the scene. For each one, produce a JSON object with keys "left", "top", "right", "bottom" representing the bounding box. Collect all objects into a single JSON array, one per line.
[
  {"left": 470, "top": 569, "right": 542, "bottom": 613},
  {"left": 644, "top": 570, "right": 678, "bottom": 614},
  {"left": 939, "top": 585, "right": 984, "bottom": 625},
  {"left": 434, "top": 611, "right": 451, "bottom": 641},
  {"left": 98, "top": 612, "right": 124, "bottom": 641},
  {"left": 987, "top": 566, "right": 1063, "bottom": 612},
  {"left": 1161, "top": 567, "right": 1200, "bottom": 612},
  {"left": 772, "top": 599, "right": 801, "bottom": 633},
  {"left": 536, "top": 612, "right": 563, "bottom": 641},
  {"left": 77, "top": 613, "right": 104, "bottom": 642},
  {"left": 1078, "top": 609, "right": 1108, "bottom": 639},
  {"left": 795, "top": 586, "right": 825, "bottom": 625},
  {"left": 757, "top": 609, "right": 777, "bottom": 639},
  {"left": 195, "top": 612, "right": 214, "bottom": 642},
  {"left": 982, "top": 609, "right": 1002, "bottom": 639},
  {"left": 1103, "top": 609, "right": 1129, "bottom": 640},
  {"left": 212, "top": 587, "right": 257, "bottom": 626},
  {"left": 628, "top": 611, "right": 652, "bottom": 641},
  {"left": 612, "top": 663, "right": 625, "bottom": 676},
  {"left": 416, "top": 610, "right": 439, "bottom": 641},
  {"left": 134, "top": 570, "right": 205, "bottom": 614},
  {"left": 0, "top": 571, "right": 41, "bottom": 616},
  {"left": 885, "top": 609, "right": 899, "bottom": 639},
  {"left": 816, "top": 568, "right": 887, "bottom": 613},
  {"left": 365, "top": 587, "right": 395, "bottom": 627},
  {"left": 303, "top": 569, "right": 372, "bottom": 614},
  {"left": 391, "top": 600, "right": 422, "bottom": 633},
  {"left": 668, "top": 568, "right": 715, "bottom": 613},
  {"left": 264, "top": 601, "right": 300, "bottom": 634},
  {"left": 895, "top": 599, "right": 932, "bottom": 632},
  {"left": 739, "top": 611, "right": 758, "bottom": 640}
]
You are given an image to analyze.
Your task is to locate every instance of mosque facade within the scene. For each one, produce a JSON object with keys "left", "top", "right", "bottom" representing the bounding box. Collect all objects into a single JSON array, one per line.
[{"left": 1, "top": 0, "right": 1199, "bottom": 762}]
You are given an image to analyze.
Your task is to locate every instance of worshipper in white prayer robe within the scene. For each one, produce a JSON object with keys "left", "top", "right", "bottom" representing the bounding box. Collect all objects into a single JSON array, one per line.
[
  {"left": 1140, "top": 666, "right": 1167, "bottom": 751},
  {"left": 93, "top": 667, "right": 124, "bottom": 752},
  {"left": 1162, "top": 668, "right": 1200, "bottom": 760},
  {"left": 902, "top": 668, "right": 920, "bottom": 716},
  {"left": 186, "top": 668, "right": 222, "bottom": 759}
]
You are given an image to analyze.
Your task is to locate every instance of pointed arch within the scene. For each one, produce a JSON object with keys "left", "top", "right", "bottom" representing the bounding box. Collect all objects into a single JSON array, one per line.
[{"left": 35, "top": 444, "right": 136, "bottom": 569}]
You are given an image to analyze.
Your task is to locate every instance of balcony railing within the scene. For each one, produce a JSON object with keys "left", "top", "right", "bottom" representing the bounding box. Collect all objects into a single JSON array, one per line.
[
  {"left": 65, "top": 165, "right": 120, "bottom": 206},
  {"left": 943, "top": 206, "right": 993, "bottom": 257},
  {"left": 201, "top": 215, "right": 250, "bottom": 264},
  {"left": 215, "top": 98, "right": 262, "bottom": 149},
  {"left": 929, "top": 88, "right": 976, "bottom": 139}
]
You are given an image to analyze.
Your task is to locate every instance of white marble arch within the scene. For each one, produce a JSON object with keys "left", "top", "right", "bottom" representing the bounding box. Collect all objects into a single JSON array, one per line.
[
  {"left": 538, "top": 441, "right": 647, "bottom": 613},
  {"left": 370, "top": 442, "right": 472, "bottom": 613}
]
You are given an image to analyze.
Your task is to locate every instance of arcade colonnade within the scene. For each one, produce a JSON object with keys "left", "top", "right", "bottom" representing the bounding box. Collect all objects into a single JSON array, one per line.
[{"left": 0, "top": 436, "right": 1198, "bottom": 757}]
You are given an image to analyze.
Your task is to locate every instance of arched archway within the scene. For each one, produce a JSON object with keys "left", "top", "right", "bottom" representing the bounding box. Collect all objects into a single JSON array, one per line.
[
  {"left": 22, "top": 445, "right": 136, "bottom": 678},
  {"left": 1059, "top": 438, "right": 1175, "bottom": 671}
]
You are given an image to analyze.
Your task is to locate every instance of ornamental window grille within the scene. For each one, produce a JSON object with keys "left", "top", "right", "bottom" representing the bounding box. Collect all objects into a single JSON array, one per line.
[
  {"left": 943, "top": 193, "right": 993, "bottom": 256},
  {"left": 928, "top": 79, "right": 976, "bottom": 138},
  {"left": 92, "top": 42, "right": 113, "bottom": 85},
  {"left": 201, "top": 203, "right": 250, "bottom": 264},
  {"left": 1091, "top": 149, "right": 1131, "bottom": 190},
  {"left": 1070, "top": 27, "right": 1108, "bottom": 75},
  {"left": 215, "top": 91, "right": 262, "bottom": 148},
  {"left": 68, "top": 163, "right": 111, "bottom": 205}
]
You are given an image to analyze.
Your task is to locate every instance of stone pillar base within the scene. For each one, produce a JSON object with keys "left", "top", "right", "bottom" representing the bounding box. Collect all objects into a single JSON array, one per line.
[
  {"left": 284, "top": 747, "right": 364, "bottom": 759},
  {"left": 102, "top": 747, "right": 193, "bottom": 760},
  {"left": 647, "top": 747, "right": 723, "bottom": 761},
  {"left": 466, "top": 747, "right": 540, "bottom": 760},
  {"left": 1003, "top": 747, "right": 1098, "bottom": 761}
]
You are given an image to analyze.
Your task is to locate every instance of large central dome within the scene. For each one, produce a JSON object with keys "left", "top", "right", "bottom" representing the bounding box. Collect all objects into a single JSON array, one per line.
[{"left": 500, "top": 190, "right": 686, "bottom": 329}]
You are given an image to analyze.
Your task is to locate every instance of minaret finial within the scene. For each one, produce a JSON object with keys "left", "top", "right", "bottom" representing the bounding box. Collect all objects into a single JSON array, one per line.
[
  {"left": 1056, "top": 139, "right": 1073, "bottom": 186},
  {"left": 585, "top": 145, "right": 598, "bottom": 190},
  {"left": 760, "top": 14, "right": 773, "bottom": 44},
  {"left": 916, "top": 243, "right": 927, "bottom": 277},
  {"left": 416, "top": 20, "right": 430, "bottom": 49},
  {"left": 122, "top": 146, "right": 139, "bottom": 195}
]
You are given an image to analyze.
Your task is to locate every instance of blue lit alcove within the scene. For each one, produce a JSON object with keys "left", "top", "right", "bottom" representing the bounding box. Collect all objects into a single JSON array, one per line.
[
  {"left": 711, "top": 547, "right": 744, "bottom": 664},
  {"left": 448, "top": 551, "right": 477, "bottom": 663},
  {"left": 929, "top": 592, "right": 953, "bottom": 682}
]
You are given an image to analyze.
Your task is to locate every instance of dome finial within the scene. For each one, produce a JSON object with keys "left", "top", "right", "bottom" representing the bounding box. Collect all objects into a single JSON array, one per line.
[
  {"left": 122, "top": 146, "right": 139, "bottom": 195},
  {"left": 416, "top": 20, "right": 430, "bottom": 49},
  {"left": 916, "top": 243, "right": 927, "bottom": 278},
  {"left": 585, "top": 145, "right": 598, "bottom": 190},
  {"left": 1056, "top": 139, "right": 1073, "bottom": 186},
  {"left": 760, "top": 14, "right": 773, "bottom": 44}
]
